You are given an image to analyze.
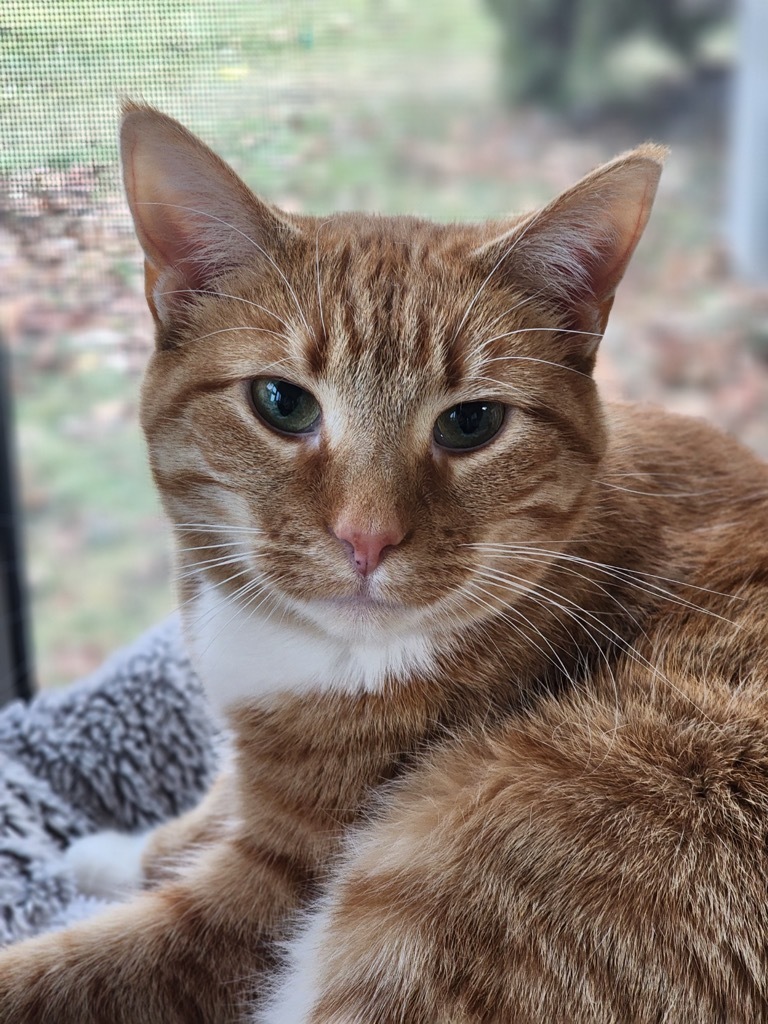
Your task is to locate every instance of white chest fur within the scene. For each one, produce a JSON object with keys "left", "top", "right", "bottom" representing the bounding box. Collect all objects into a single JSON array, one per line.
[{"left": 186, "top": 582, "right": 438, "bottom": 712}]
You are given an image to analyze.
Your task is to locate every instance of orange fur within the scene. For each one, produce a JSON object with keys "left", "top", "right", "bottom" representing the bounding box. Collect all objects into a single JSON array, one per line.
[{"left": 0, "top": 107, "right": 765, "bottom": 1023}]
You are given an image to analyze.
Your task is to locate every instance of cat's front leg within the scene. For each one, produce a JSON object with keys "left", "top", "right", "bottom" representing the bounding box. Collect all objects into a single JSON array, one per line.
[
  {"left": 257, "top": 692, "right": 768, "bottom": 1024},
  {"left": 257, "top": 732, "right": 525, "bottom": 1024},
  {"left": 66, "top": 770, "right": 236, "bottom": 896},
  {"left": 0, "top": 830, "right": 285, "bottom": 1024}
]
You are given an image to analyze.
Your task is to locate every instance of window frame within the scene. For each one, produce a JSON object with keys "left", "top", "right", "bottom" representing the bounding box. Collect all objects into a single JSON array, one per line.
[{"left": 0, "top": 338, "right": 34, "bottom": 705}]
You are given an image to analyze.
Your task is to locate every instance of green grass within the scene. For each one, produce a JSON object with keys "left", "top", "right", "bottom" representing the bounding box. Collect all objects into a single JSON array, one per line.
[
  {"left": 15, "top": 356, "right": 173, "bottom": 685},
  {"left": 2, "top": 0, "right": 315, "bottom": 169}
]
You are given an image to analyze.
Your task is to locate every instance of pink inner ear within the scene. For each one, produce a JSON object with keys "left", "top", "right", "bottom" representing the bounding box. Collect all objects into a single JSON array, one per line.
[
  {"left": 121, "top": 106, "right": 294, "bottom": 311},
  {"left": 476, "top": 149, "right": 663, "bottom": 317},
  {"left": 567, "top": 233, "right": 621, "bottom": 306},
  {"left": 125, "top": 150, "right": 241, "bottom": 296},
  {"left": 143, "top": 202, "right": 231, "bottom": 295},
  {"left": 587, "top": 175, "right": 657, "bottom": 303}
]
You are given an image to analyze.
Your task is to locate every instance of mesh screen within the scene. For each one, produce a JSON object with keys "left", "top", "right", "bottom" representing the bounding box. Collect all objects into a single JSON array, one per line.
[
  {"left": 0, "top": 1, "right": 344, "bottom": 688},
  {"left": 0, "top": 1, "right": 336, "bottom": 236}
]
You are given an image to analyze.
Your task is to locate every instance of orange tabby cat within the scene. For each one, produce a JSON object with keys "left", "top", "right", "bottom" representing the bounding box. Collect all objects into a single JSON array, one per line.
[{"left": 0, "top": 104, "right": 767, "bottom": 1023}]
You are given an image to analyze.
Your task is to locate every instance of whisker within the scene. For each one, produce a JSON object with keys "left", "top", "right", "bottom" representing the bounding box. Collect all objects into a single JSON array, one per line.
[
  {"left": 315, "top": 219, "right": 330, "bottom": 339},
  {"left": 182, "top": 567, "right": 277, "bottom": 636},
  {"left": 485, "top": 325, "right": 602, "bottom": 345},
  {"left": 481, "top": 294, "right": 542, "bottom": 336},
  {"left": 472, "top": 565, "right": 722, "bottom": 727},
  {"left": 175, "top": 542, "right": 250, "bottom": 554},
  {"left": 175, "top": 524, "right": 264, "bottom": 534},
  {"left": 466, "top": 573, "right": 622, "bottom": 720},
  {"left": 478, "top": 352, "right": 593, "bottom": 379},
  {"left": 177, "top": 560, "right": 253, "bottom": 591},
  {"left": 174, "top": 565, "right": 265, "bottom": 628},
  {"left": 196, "top": 572, "right": 291, "bottom": 658},
  {"left": 161, "top": 288, "right": 293, "bottom": 332},
  {"left": 138, "top": 201, "right": 313, "bottom": 335},
  {"left": 450, "top": 205, "right": 553, "bottom": 343},
  {"left": 463, "top": 543, "right": 742, "bottom": 610},
  {"left": 460, "top": 578, "right": 572, "bottom": 678},
  {"left": 598, "top": 480, "right": 726, "bottom": 499},
  {"left": 174, "top": 325, "right": 290, "bottom": 346},
  {"left": 174, "top": 553, "right": 249, "bottom": 581},
  {"left": 447, "top": 375, "right": 536, "bottom": 401}
]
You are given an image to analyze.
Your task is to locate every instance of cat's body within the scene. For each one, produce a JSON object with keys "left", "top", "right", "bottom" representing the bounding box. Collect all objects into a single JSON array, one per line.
[{"left": 1, "top": 106, "right": 767, "bottom": 1022}]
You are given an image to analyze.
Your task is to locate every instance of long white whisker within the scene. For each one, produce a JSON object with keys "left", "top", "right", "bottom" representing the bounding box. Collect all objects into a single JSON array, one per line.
[
  {"left": 195, "top": 572, "right": 291, "bottom": 658},
  {"left": 486, "top": 326, "right": 602, "bottom": 344},
  {"left": 451, "top": 205, "right": 553, "bottom": 343},
  {"left": 481, "top": 294, "right": 541, "bottom": 335},
  {"left": 175, "top": 524, "right": 264, "bottom": 534},
  {"left": 598, "top": 481, "right": 726, "bottom": 499},
  {"left": 472, "top": 565, "right": 722, "bottom": 727},
  {"left": 463, "top": 543, "right": 742, "bottom": 609},
  {"left": 181, "top": 566, "right": 276, "bottom": 634},
  {"left": 460, "top": 585, "right": 561, "bottom": 677},
  {"left": 474, "top": 565, "right": 625, "bottom": 734},
  {"left": 174, "top": 563, "right": 263, "bottom": 623},
  {"left": 447, "top": 375, "right": 536, "bottom": 400},
  {"left": 175, "top": 553, "right": 249, "bottom": 580},
  {"left": 315, "top": 219, "right": 330, "bottom": 339},
  {"left": 461, "top": 578, "right": 572, "bottom": 678},
  {"left": 478, "top": 353, "right": 592, "bottom": 379},
  {"left": 175, "top": 542, "right": 249, "bottom": 554},
  {"left": 177, "top": 560, "right": 253, "bottom": 592},
  {"left": 138, "top": 202, "right": 313, "bottom": 335},
  {"left": 160, "top": 288, "right": 294, "bottom": 332},
  {"left": 176, "top": 325, "right": 290, "bottom": 346}
]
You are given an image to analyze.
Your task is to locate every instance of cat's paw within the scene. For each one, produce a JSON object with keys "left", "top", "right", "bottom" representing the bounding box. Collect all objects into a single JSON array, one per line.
[{"left": 65, "top": 829, "right": 150, "bottom": 897}]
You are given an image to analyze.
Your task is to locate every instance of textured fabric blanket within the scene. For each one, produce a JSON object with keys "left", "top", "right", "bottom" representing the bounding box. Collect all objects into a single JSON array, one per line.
[{"left": 0, "top": 617, "right": 218, "bottom": 945}]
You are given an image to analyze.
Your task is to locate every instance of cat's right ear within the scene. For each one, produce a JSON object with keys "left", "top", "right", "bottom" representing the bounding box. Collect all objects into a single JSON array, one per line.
[{"left": 120, "top": 102, "right": 297, "bottom": 331}]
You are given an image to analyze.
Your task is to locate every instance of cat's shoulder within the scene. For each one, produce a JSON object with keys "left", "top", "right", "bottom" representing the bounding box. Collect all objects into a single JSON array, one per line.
[{"left": 604, "top": 399, "right": 767, "bottom": 480}]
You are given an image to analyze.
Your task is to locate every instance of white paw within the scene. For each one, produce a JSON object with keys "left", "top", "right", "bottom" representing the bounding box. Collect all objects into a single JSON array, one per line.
[{"left": 65, "top": 829, "right": 151, "bottom": 897}]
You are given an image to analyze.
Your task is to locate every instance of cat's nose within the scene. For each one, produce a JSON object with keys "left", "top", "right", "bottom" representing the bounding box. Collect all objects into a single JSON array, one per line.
[{"left": 332, "top": 520, "right": 405, "bottom": 576}]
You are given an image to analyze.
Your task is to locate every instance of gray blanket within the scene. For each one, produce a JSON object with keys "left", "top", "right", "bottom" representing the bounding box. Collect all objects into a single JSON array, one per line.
[{"left": 0, "top": 617, "right": 218, "bottom": 944}]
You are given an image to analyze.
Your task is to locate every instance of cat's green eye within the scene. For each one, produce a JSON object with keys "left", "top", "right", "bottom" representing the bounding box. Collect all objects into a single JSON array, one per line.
[
  {"left": 250, "top": 379, "right": 321, "bottom": 435},
  {"left": 433, "top": 402, "right": 505, "bottom": 451}
]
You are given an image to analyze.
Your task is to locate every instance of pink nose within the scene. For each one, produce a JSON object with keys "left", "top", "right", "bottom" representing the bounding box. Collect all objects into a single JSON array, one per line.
[{"left": 332, "top": 520, "right": 405, "bottom": 576}]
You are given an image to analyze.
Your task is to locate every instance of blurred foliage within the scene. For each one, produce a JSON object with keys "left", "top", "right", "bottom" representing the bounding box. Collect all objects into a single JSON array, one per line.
[
  {"left": 483, "top": 0, "right": 733, "bottom": 112},
  {"left": 1, "top": 0, "right": 323, "bottom": 171},
  {"left": 0, "top": 0, "right": 494, "bottom": 173}
]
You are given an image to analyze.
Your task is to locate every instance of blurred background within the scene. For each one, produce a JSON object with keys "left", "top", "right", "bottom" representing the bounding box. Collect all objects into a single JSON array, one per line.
[{"left": 1, "top": 0, "right": 766, "bottom": 690}]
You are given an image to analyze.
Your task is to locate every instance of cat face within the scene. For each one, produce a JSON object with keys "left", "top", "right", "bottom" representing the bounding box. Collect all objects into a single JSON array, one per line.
[{"left": 124, "top": 105, "right": 663, "bottom": 668}]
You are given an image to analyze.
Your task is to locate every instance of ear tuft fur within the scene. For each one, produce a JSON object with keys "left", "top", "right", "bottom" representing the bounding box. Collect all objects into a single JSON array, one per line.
[{"left": 473, "top": 144, "right": 666, "bottom": 342}]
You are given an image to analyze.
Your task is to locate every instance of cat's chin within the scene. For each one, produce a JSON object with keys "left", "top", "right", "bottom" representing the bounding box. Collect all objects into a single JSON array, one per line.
[
  {"left": 293, "top": 592, "right": 428, "bottom": 643},
  {"left": 186, "top": 580, "right": 442, "bottom": 711},
  {"left": 321, "top": 594, "right": 401, "bottom": 610}
]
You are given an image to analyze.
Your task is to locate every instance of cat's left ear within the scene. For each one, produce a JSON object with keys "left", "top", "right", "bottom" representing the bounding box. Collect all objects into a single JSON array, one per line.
[{"left": 474, "top": 143, "right": 666, "bottom": 352}]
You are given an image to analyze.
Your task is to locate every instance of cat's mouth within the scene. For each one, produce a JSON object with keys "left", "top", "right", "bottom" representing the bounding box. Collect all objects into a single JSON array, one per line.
[
  {"left": 290, "top": 585, "right": 428, "bottom": 642},
  {"left": 321, "top": 594, "right": 403, "bottom": 611}
]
